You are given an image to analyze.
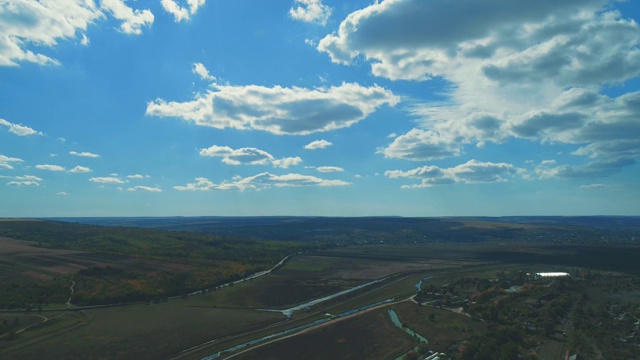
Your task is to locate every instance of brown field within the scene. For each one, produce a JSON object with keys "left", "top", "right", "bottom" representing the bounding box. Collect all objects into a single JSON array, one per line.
[
  {"left": 0, "top": 236, "right": 195, "bottom": 282},
  {"left": 230, "top": 307, "right": 415, "bottom": 360},
  {"left": 0, "top": 236, "right": 83, "bottom": 256},
  {"left": 185, "top": 253, "right": 477, "bottom": 310}
]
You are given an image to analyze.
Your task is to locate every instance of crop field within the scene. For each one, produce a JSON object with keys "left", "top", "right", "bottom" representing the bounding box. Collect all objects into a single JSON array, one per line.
[
  {"left": 185, "top": 254, "right": 443, "bottom": 310},
  {"left": 230, "top": 307, "right": 415, "bottom": 360},
  {"left": 2, "top": 304, "right": 284, "bottom": 360}
]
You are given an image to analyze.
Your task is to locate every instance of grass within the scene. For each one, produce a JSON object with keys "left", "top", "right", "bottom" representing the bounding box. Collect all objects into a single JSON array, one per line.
[
  {"left": 391, "top": 301, "right": 487, "bottom": 354},
  {"left": 1, "top": 302, "right": 284, "bottom": 360}
]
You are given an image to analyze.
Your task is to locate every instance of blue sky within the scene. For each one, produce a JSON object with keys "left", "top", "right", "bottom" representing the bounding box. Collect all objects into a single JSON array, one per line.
[{"left": 1, "top": 0, "right": 639, "bottom": 217}]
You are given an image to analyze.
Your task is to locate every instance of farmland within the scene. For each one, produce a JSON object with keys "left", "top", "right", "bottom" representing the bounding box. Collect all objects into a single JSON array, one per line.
[{"left": 1, "top": 217, "right": 639, "bottom": 359}]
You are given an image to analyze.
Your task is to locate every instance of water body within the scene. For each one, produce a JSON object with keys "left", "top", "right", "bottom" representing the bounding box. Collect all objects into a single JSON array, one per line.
[
  {"left": 415, "top": 276, "right": 433, "bottom": 291},
  {"left": 388, "top": 309, "right": 429, "bottom": 360},
  {"left": 202, "top": 298, "right": 395, "bottom": 360},
  {"left": 261, "top": 276, "right": 390, "bottom": 318},
  {"left": 388, "top": 310, "right": 428, "bottom": 343}
]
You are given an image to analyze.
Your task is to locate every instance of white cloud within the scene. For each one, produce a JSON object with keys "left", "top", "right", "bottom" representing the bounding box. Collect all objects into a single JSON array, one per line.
[
  {"left": 0, "top": 118, "right": 43, "bottom": 136},
  {"left": 69, "top": 151, "right": 101, "bottom": 158},
  {"left": 173, "top": 177, "right": 215, "bottom": 191},
  {"left": 57, "top": 192, "right": 68, "bottom": 196},
  {"left": 128, "top": 185, "right": 162, "bottom": 192},
  {"left": 147, "top": 76, "right": 398, "bottom": 135},
  {"left": 192, "top": 62, "right": 216, "bottom": 81},
  {"left": 6, "top": 175, "right": 42, "bottom": 186},
  {"left": 304, "top": 139, "right": 332, "bottom": 150},
  {"left": 0, "top": 0, "right": 102, "bottom": 66},
  {"left": 174, "top": 172, "right": 350, "bottom": 191},
  {"left": 69, "top": 166, "right": 92, "bottom": 173},
  {"left": 7, "top": 180, "right": 39, "bottom": 187},
  {"left": 35, "top": 164, "right": 65, "bottom": 172},
  {"left": 200, "top": 145, "right": 269, "bottom": 165},
  {"left": 99, "top": 0, "right": 154, "bottom": 35},
  {"left": 289, "top": 0, "right": 332, "bottom": 26},
  {"left": 127, "top": 174, "right": 148, "bottom": 179},
  {"left": 272, "top": 157, "right": 303, "bottom": 169},
  {"left": 89, "top": 176, "right": 125, "bottom": 184},
  {"left": 199, "top": 145, "right": 302, "bottom": 168},
  {"left": 0, "top": 0, "right": 167, "bottom": 67},
  {"left": 380, "top": 128, "right": 462, "bottom": 161},
  {"left": 385, "top": 160, "right": 522, "bottom": 188},
  {"left": 161, "top": 0, "right": 206, "bottom": 22},
  {"left": 579, "top": 183, "right": 605, "bottom": 189},
  {"left": 316, "top": 166, "right": 344, "bottom": 173},
  {"left": 0, "top": 155, "right": 24, "bottom": 170},
  {"left": 16, "top": 175, "right": 43, "bottom": 181},
  {"left": 324, "top": 1, "right": 640, "bottom": 178}
]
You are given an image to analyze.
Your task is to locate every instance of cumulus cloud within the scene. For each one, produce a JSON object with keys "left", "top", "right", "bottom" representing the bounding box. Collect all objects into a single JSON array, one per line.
[
  {"left": 272, "top": 157, "right": 303, "bottom": 169},
  {"left": 146, "top": 74, "right": 398, "bottom": 135},
  {"left": 69, "top": 151, "right": 101, "bottom": 158},
  {"left": 385, "top": 160, "right": 522, "bottom": 188},
  {"left": 326, "top": 0, "right": 640, "bottom": 178},
  {"left": 0, "top": 118, "right": 43, "bottom": 136},
  {"left": 174, "top": 172, "right": 350, "bottom": 191},
  {"left": 0, "top": 155, "right": 24, "bottom": 170},
  {"left": 0, "top": 0, "right": 158, "bottom": 67},
  {"left": 7, "top": 180, "right": 39, "bottom": 187},
  {"left": 16, "top": 175, "right": 42, "bottom": 181},
  {"left": 57, "top": 192, "right": 68, "bottom": 196},
  {"left": 161, "top": 0, "right": 205, "bottom": 22},
  {"left": 100, "top": 0, "right": 154, "bottom": 35},
  {"left": 304, "top": 139, "right": 332, "bottom": 150},
  {"left": 35, "top": 164, "right": 65, "bottom": 172},
  {"left": 381, "top": 128, "right": 463, "bottom": 161},
  {"left": 0, "top": 0, "right": 102, "bottom": 66},
  {"left": 68, "top": 166, "right": 92, "bottom": 173},
  {"left": 127, "top": 174, "right": 148, "bottom": 179},
  {"left": 128, "top": 185, "right": 162, "bottom": 192},
  {"left": 199, "top": 145, "right": 302, "bottom": 168},
  {"left": 289, "top": 0, "right": 332, "bottom": 26},
  {"left": 316, "top": 166, "right": 344, "bottom": 173},
  {"left": 173, "top": 177, "right": 215, "bottom": 191},
  {"left": 89, "top": 176, "right": 124, "bottom": 184},
  {"left": 7, "top": 175, "right": 43, "bottom": 186}
]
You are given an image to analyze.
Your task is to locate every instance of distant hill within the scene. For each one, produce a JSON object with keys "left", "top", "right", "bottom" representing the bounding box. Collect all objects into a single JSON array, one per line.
[{"left": 45, "top": 216, "right": 640, "bottom": 245}]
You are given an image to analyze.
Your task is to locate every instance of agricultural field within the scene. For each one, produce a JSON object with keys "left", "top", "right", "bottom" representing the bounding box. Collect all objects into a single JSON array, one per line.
[
  {"left": 1, "top": 219, "right": 639, "bottom": 359},
  {"left": 231, "top": 308, "right": 415, "bottom": 360}
]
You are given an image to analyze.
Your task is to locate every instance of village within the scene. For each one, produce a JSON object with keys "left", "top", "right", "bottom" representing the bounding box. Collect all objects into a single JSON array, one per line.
[{"left": 412, "top": 268, "right": 640, "bottom": 359}]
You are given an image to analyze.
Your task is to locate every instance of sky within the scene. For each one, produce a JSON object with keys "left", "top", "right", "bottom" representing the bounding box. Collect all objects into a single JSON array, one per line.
[{"left": 1, "top": 0, "right": 640, "bottom": 217}]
